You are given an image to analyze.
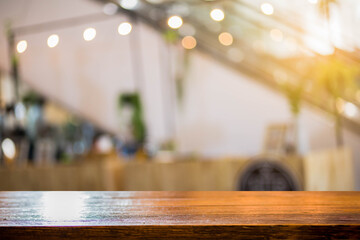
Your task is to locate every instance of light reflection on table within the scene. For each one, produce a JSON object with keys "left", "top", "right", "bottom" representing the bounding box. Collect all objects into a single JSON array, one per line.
[{"left": 41, "top": 192, "right": 88, "bottom": 222}]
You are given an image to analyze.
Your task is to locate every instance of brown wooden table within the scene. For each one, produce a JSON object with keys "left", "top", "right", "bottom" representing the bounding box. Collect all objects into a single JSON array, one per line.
[{"left": 0, "top": 191, "right": 359, "bottom": 239}]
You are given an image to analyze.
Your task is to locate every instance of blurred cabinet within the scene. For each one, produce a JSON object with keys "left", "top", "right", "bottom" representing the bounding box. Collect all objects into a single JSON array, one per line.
[
  {"left": 304, "top": 147, "right": 354, "bottom": 191},
  {"left": 0, "top": 149, "right": 354, "bottom": 191}
]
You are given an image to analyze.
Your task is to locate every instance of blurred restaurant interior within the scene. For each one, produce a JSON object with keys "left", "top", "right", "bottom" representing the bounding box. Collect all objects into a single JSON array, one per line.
[{"left": 0, "top": 0, "right": 359, "bottom": 191}]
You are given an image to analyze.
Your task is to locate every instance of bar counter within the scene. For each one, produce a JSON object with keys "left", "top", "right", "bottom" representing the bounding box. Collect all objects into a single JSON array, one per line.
[{"left": 0, "top": 191, "right": 359, "bottom": 239}]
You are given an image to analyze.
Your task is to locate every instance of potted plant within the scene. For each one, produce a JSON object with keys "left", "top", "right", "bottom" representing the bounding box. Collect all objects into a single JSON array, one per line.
[{"left": 117, "top": 92, "right": 146, "bottom": 157}]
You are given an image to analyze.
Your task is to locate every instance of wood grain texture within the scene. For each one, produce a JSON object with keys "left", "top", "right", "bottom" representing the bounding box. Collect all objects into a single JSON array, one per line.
[{"left": 0, "top": 191, "right": 359, "bottom": 239}]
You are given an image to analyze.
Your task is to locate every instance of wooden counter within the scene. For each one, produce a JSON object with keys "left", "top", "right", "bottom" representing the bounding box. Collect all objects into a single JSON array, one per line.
[
  {"left": 0, "top": 156, "right": 304, "bottom": 191},
  {"left": 0, "top": 191, "right": 359, "bottom": 239}
]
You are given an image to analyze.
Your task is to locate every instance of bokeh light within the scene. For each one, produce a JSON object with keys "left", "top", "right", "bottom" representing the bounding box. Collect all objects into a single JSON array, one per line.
[
  {"left": 83, "top": 28, "right": 96, "bottom": 41},
  {"left": 16, "top": 40, "right": 27, "bottom": 53},
  {"left": 118, "top": 22, "right": 132, "bottom": 35},
  {"left": 344, "top": 102, "right": 358, "bottom": 118},
  {"left": 261, "top": 3, "right": 274, "bottom": 15},
  {"left": 119, "top": 0, "right": 138, "bottom": 10},
  {"left": 1, "top": 138, "right": 16, "bottom": 159},
  {"left": 103, "top": 2, "right": 118, "bottom": 15},
  {"left": 182, "top": 36, "right": 197, "bottom": 49},
  {"left": 96, "top": 135, "right": 114, "bottom": 153},
  {"left": 218, "top": 32, "right": 233, "bottom": 46},
  {"left": 167, "top": 15, "right": 183, "bottom": 29},
  {"left": 210, "top": 9, "right": 225, "bottom": 22},
  {"left": 47, "top": 34, "right": 59, "bottom": 48}
]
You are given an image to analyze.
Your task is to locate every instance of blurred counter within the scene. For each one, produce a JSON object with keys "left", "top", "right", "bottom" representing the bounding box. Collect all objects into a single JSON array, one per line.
[
  {"left": 0, "top": 155, "right": 304, "bottom": 191},
  {"left": 1, "top": 148, "right": 355, "bottom": 191}
]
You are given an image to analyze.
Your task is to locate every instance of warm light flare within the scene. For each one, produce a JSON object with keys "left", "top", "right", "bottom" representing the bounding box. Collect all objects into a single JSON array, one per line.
[
  {"left": 182, "top": 36, "right": 197, "bottom": 49},
  {"left": 218, "top": 32, "right": 233, "bottom": 46}
]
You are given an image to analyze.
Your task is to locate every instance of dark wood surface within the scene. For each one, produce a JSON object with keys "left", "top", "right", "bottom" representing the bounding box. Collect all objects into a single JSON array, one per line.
[{"left": 0, "top": 191, "right": 359, "bottom": 239}]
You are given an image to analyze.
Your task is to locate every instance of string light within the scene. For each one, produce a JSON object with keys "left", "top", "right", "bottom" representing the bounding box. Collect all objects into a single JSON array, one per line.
[
  {"left": 167, "top": 15, "right": 183, "bottom": 29},
  {"left": 261, "top": 3, "right": 274, "bottom": 15},
  {"left": 83, "top": 28, "right": 96, "bottom": 41},
  {"left": 119, "top": 0, "right": 138, "bottom": 10},
  {"left": 182, "top": 36, "right": 197, "bottom": 49},
  {"left": 210, "top": 9, "right": 225, "bottom": 22},
  {"left": 16, "top": 40, "right": 27, "bottom": 53},
  {"left": 218, "top": 32, "right": 233, "bottom": 46},
  {"left": 47, "top": 34, "right": 59, "bottom": 48},
  {"left": 118, "top": 22, "right": 132, "bottom": 35}
]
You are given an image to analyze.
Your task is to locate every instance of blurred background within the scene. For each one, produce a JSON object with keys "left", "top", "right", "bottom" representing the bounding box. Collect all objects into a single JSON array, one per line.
[{"left": 0, "top": 0, "right": 359, "bottom": 191}]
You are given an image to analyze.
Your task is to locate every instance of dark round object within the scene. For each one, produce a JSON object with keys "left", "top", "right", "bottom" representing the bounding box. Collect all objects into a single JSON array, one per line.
[{"left": 238, "top": 160, "right": 299, "bottom": 191}]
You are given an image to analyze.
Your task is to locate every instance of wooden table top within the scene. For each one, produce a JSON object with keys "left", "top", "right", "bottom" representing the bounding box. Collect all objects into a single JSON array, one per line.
[{"left": 0, "top": 191, "right": 359, "bottom": 239}]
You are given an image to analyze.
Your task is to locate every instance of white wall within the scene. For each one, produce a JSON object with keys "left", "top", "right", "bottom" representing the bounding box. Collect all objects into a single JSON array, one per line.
[{"left": 1, "top": 0, "right": 360, "bottom": 189}]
